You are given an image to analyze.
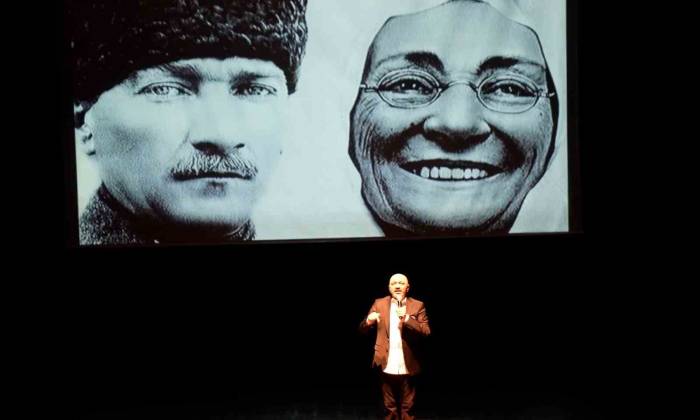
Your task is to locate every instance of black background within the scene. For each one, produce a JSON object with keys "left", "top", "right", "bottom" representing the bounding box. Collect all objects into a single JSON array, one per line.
[
  {"left": 56, "top": 237, "right": 609, "bottom": 420},
  {"left": 44, "top": 0, "right": 617, "bottom": 418}
]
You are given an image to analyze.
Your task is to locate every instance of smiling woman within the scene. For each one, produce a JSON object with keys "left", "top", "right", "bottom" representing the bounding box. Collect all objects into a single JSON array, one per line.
[{"left": 349, "top": 0, "right": 559, "bottom": 236}]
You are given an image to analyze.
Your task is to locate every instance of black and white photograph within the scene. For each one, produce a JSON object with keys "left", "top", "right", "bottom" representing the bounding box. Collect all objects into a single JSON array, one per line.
[{"left": 67, "top": 0, "right": 570, "bottom": 246}]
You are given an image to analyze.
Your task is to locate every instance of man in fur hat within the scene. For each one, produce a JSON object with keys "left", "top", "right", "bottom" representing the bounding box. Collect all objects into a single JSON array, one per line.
[{"left": 68, "top": 0, "right": 308, "bottom": 245}]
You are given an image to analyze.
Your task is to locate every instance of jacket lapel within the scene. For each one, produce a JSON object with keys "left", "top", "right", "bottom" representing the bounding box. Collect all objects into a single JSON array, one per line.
[
  {"left": 406, "top": 297, "right": 415, "bottom": 317},
  {"left": 380, "top": 296, "right": 391, "bottom": 339}
]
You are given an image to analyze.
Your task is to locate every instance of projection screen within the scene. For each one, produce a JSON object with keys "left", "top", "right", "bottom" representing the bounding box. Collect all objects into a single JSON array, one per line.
[{"left": 67, "top": 0, "right": 572, "bottom": 245}]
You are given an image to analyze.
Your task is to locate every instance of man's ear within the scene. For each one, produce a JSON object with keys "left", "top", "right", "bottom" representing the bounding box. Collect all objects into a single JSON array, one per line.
[{"left": 74, "top": 101, "right": 96, "bottom": 156}]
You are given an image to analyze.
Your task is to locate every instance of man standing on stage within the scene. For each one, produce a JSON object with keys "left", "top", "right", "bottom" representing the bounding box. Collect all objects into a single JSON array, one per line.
[{"left": 359, "top": 273, "right": 431, "bottom": 420}]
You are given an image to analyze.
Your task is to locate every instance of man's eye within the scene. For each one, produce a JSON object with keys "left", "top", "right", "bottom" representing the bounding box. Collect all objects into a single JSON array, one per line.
[
  {"left": 482, "top": 79, "right": 536, "bottom": 97},
  {"left": 139, "top": 83, "right": 191, "bottom": 98},
  {"left": 233, "top": 84, "right": 277, "bottom": 97}
]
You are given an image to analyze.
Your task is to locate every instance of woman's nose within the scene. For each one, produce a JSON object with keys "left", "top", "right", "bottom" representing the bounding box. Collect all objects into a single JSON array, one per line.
[{"left": 422, "top": 83, "right": 491, "bottom": 150}]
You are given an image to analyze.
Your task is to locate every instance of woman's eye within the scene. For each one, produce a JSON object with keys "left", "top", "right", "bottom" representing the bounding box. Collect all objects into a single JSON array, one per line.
[
  {"left": 484, "top": 79, "right": 535, "bottom": 97},
  {"left": 233, "top": 84, "right": 277, "bottom": 97},
  {"left": 139, "top": 84, "right": 190, "bottom": 98},
  {"left": 383, "top": 78, "right": 434, "bottom": 94}
]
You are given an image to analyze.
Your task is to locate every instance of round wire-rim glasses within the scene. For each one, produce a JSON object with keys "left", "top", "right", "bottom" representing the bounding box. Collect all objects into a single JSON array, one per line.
[{"left": 359, "top": 69, "right": 556, "bottom": 114}]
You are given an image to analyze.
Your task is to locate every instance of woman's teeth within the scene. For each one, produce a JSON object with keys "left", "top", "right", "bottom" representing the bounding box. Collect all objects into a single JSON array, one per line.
[{"left": 415, "top": 166, "right": 490, "bottom": 180}]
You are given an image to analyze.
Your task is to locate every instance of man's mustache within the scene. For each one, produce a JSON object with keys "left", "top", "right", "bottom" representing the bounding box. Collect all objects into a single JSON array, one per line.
[{"left": 169, "top": 152, "right": 258, "bottom": 180}]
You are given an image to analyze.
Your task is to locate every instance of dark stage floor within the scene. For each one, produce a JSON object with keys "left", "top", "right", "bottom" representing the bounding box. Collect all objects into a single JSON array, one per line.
[{"left": 78, "top": 388, "right": 602, "bottom": 420}]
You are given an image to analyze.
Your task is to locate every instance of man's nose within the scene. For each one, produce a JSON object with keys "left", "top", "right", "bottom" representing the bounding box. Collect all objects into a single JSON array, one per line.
[
  {"left": 422, "top": 84, "right": 491, "bottom": 150},
  {"left": 187, "top": 87, "right": 245, "bottom": 154}
]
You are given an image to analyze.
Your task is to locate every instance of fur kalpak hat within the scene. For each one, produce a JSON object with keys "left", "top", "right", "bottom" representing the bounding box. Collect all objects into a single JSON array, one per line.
[{"left": 67, "top": 0, "right": 308, "bottom": 101}]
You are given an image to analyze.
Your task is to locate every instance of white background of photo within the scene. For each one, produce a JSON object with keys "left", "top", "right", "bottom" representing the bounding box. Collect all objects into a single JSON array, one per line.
[{"left": 74, "top": 0, "right": 568, "bottom": 240}]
